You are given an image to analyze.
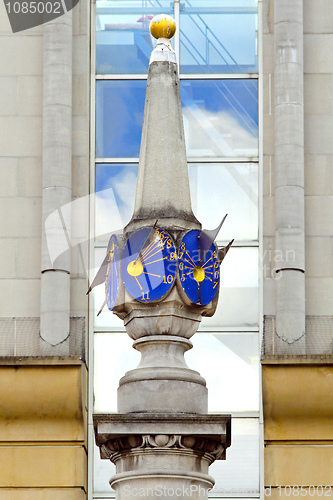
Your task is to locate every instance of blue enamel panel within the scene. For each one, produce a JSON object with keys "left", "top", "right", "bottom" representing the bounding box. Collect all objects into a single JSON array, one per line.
[
  {"left": 122, "top": 227, "right": 176, "bottom": 302},
  {"left": 178, "top": 229, "right": 219, "bottom": 306}
]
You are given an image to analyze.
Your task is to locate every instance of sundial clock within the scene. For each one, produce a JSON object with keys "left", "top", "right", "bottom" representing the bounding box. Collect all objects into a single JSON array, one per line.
[
  {"left": 121, "top": 226, "right": 176, "bottom": 302},
  {"left": 178, "top": 229, "right": 220, "bottom": 306},
  {"left": 177, "top": 215, "right": 233, "bottom": 306}
]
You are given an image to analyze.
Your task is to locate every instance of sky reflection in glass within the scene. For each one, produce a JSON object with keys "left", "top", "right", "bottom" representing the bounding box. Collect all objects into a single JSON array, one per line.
[
  {"left": 181, "top": 80, "right": 258, "bottom": 157},
  {"left": 96, "top": 80, "right": 258, "bottom": 158},
  {"left": 189, "top": 163, "right": 258, "bottom": 241},
  {"left": 200, "top": 247, "right": 258, "bottom": 328},
  {"left": 94, "top": 332, "right": 259, "bottom": 413},
  {"left": 209, "top": 418, "right": 260, "bottom": 495},
  {"left": 180, "top": 0, "right": 258, "bottom": 74},
  {"left": 95, "top": 164, "right": 138, "bottom": 238},
  {"left": 96, "top": 0, "right": 173, "bottom": 74},
  {"left": 95, "top": 162, "right": 257, "bottom": 242}
]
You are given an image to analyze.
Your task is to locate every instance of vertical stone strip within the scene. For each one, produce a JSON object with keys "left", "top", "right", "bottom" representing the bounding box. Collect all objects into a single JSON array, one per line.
[
  {"left": 40, "top": 13, "right": 73, "bottom": 352},
  {"left": 274, "top": 0, "right": 305, "bottom": 352}
]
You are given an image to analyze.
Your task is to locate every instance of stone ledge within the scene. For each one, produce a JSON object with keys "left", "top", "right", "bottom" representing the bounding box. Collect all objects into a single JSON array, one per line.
[
  {"left": 94, "top": 412, "right": 231, "bottom": 450},
  {"left": 261, "top": 354, "right": 333, "bottom": 364},
  {"left": 0, "top": 357, "right": 84, "bottom": 365}
]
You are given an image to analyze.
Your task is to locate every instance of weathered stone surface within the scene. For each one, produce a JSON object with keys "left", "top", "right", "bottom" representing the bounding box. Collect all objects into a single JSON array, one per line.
[
  {"left": 126, "top": 59, "right": 199, "bottom": 233},
  {"left": 94, "top": 414, "right": 230, "bottom": 499}
]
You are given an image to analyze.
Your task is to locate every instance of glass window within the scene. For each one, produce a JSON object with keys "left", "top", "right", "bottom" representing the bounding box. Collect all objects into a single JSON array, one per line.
[
  {"left": 180, "top": 0, "right": 258, "bottom": 74},
  {"left": 94, "top": 442, "right": 116, "bottom": 495},
  {"left": 93, "top": 2, "right": 260, "bottom": 498},
  {"left": 94, "top": 332, "right": 140, "bottom": 410},
  {"left": 96, "top": 80, "right": 258, "bottom": 159},
  {"left": 96, "top": 0, "right": 174, "bottom": 74},
  {"left": 95, "top": 162, "right": 258, "bottom": 243},
  {"left": 189, "top": 163, "right": 258, "bottom": 241},
  {"left": 181, "top": 80, "right": 258, "bottom": 157},
  {"left": 209, "top": 418, "right": 260, "bottom": 496},
  {"left": 96, "top": 80, "right": 146, "bottom": 158},
  {"left": 186, "top": 332, "right": 259, "bottom": 412},
  {"left": 93, "top": 248, "right": 124, "bottom": 329},
  {"left": 95, "top": 163, "right": 138, "bottom": 241},
  {"left": 201, "top": 247, "right": 259, "bottom": 329},
  {"left": 93, "top": 331, "right": 259, "bottom": 496}
]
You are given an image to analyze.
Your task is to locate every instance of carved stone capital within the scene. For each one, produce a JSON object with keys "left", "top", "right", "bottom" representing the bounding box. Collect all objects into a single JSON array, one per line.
[{"left": 100, "top": 433, "right": 225, "bottom": 463}]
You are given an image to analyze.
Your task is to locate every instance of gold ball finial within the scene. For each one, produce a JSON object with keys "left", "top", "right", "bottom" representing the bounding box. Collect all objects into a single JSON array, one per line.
[{"left": 149, "top": 14, "right": 176, "bottom": 40}]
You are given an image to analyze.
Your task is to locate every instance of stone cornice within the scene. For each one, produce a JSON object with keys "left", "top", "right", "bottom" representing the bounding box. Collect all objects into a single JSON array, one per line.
[{"left": 94, "top": 412, "right": 231, "bottom": 462}]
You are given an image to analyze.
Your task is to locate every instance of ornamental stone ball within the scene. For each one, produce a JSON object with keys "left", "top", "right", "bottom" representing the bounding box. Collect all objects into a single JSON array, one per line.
[{"left": 149, "top": 14, "right": 177, "bottom": 39}]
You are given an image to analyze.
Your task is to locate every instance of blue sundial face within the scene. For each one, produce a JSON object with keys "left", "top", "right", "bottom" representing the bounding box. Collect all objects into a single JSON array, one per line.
[
  {"left": 122, "top": 227, "right": 176, "bottom": 302},
  {"left": 178, "top": 230, "right": 219, "bottom": 306},
  {"left": 105, "top": 234, "right": 120, "bottom": 311}
]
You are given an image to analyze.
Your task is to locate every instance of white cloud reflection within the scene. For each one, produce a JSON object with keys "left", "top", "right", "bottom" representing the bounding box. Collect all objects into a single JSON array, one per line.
[
  {"left": 183, "top": 107, "right": 258, "bottom": 158},
  {"left": 95, "top": 169, "right": 137, "bottom": 242}
]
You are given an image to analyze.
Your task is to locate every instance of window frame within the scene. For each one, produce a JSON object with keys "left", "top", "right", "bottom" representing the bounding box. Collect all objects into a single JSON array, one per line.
[{"left": 89, "top": 2, "right": 263, "bottom": 499}]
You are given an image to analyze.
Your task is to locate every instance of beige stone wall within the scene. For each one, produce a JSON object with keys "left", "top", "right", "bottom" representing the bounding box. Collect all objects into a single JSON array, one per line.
[
  {"left": 0, "top": 3, "right": 90, "bottom": 498},
  {"left": 0, "top": 361, "right": 88, "bottom": 498},
  {"left": 263, "top": 0, "right": 333, "bottom": 317},
  {"left": 262, "top": 0, "right": 333, "bottom": 492},
  {"left": 0, "top": 0, "right": 90, "bottom": 319},
  {"left": 303, "top": 0, "right": 333, "bottom": 316},
  {"left": 263, "top": 361, "right": 333, "bottom": 492},
  {"left": 0, "top": 5, "right": 43, "bottom": 317}
]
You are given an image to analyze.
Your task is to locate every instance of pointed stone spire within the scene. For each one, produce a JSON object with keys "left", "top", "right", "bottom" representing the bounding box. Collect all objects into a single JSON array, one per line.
[{"left": 125, "top": 14, "right": 200, "bottom": 233}]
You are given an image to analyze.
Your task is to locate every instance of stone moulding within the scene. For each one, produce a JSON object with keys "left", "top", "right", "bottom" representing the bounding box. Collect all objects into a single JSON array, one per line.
[
  {"left": 94, "top": 412, "right": 231, "bottom": 463},
  {"left": 101, "top": 434, "right": 226, "bottom": 463}
]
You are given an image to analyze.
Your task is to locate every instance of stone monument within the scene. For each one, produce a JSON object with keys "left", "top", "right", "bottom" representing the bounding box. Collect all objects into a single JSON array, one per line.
[{"left": 93, "top": 14, "right": 232, "bottom": 500}]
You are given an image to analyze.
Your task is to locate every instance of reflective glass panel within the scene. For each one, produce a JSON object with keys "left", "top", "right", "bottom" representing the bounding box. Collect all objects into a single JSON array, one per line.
[
  {"left": 96, "top": 0, "right": 173, "bottom": 74},
  {"left": 94, "top": 332, "right": 140, "bottom": 410},
  {"left": 189, "top": 163, "right": 258, "bottom": 241},
  {"left": 96, "top": 80, "right": 258, "bottom": 159},
  {"left": 93, "top": 247, "right": 124, "bottom": 329},
  {"left": 93, "top": 332, "right": 139, "bottom": 494},
  {"left": 95, "top": 162, "right": 258, "bottom": 242},
  {"left": 201, "top": 247, "right": 258, "bottom": 328},
  {"left": 94, "top": 441, "right": 116, "bottom": 495},
  {"left": 95, "top": 163, "right": 138, "bottom": 240},
  {"left": 186, "top": 332, "right": 259, "bottom": 412},
  {"left": 180, "top": 80, "right": 258, "bottom": 157},
  {"left": 93, "top": 332, "right": 260, "bottom": 495},
  {"left": 180, "top": 0, "right": 258, "bottom": 74},
  {"left": 96, "top": 80, "right": 146, "bottom": 158},
  {"left": 209, "top": 418, "right": 260, "bottom": 496}
]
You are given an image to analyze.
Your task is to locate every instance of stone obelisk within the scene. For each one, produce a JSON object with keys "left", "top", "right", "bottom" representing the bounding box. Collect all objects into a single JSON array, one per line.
[{"left": 94, "top": 14, "right": 231, "bottom": 500}]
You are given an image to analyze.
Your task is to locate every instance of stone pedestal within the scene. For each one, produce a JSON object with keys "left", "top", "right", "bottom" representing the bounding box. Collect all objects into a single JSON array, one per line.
[{"left": 94, "top": 413, "right": 231, "bottom": 500}]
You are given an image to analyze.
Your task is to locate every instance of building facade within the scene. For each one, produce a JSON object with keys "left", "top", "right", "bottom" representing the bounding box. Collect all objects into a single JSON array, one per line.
[{"left": 0, "top": 0, "right": 332, "bottom": 499}]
